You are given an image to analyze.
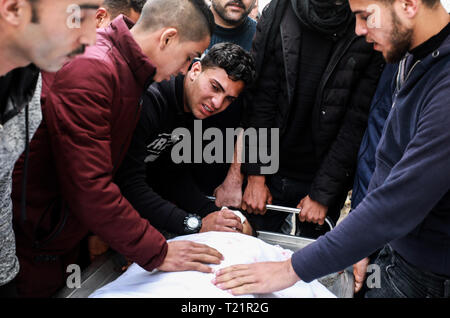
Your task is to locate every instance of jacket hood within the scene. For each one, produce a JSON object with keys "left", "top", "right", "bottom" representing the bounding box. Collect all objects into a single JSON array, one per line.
[
  {"left": 420, "top": 33, "right": 450, "bottom": 68},
  {"left": 97, "top": 15, "right": 156, "bottom": 89},
  {"left": 398, "top": 33, "right": 450, "bottom": 93}
]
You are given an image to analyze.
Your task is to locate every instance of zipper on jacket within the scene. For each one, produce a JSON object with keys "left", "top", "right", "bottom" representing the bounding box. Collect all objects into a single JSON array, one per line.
[
  {"left": 393, "top": 59, "right": 421, "bottom": 109},
  {"left": 405, "top": 60, "right": 421, "bottom": 83},
  {"left": 317, "top": 35, "right": 358, "bottom": 106},
  {"left": 396, "top": 59, "right": 421, "bottom": 91},
  {"left": 309, "top": 34, "right": 359, "bottom": 137},
  {"left": 281, "top": 32, "right": 359, "bottom": 137}
]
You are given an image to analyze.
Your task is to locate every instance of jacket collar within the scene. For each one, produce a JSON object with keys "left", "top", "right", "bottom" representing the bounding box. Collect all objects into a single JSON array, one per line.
[
  {"left": 397, "top": 33, "right": 450, "bottom": 93},
  {"left": 163, "top": 74, "right": 186, "bottom": 116},
  {"left": 0, "top": 64, "right": 40, "bottom": 125},
  {"left": 103, "top": 15, "right": 156, "bottom": 89}
]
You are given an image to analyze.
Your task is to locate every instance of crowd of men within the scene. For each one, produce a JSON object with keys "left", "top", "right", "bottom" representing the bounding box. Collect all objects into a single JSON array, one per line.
[{"left": 0, "top": 0, "right": 449, "bottom": 299}]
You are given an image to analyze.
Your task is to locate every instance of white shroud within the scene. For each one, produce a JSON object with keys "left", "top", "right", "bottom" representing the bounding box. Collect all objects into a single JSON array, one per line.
[{"left": 89, "top": 231, "right": 336, "bottom": 298}]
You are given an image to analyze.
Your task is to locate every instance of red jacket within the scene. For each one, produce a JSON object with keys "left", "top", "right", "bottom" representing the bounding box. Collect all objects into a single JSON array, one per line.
[{"left": 12, "top": 16, "right": 167, "bottom": 297}]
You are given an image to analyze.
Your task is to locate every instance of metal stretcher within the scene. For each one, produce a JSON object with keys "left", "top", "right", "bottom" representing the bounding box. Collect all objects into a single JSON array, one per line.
[
  {"left": 55, "top": 197, "right": 354, "bottom": 298},
  {"left": 56, "top": 231, "right": 353, "bottom": 298},
  {"left": 56, "top": 201, "right": 354, "bottom": 298}
]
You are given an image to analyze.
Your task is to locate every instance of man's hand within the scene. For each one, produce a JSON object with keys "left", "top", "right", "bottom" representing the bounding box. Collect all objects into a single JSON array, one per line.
[
  {"left": 120, "top": 259, "right": 133, "bottom": 272},
  {"left": 353, "top": 257, "right": 369, "bottom": 293},
  {"left": 213, "top": 259, "right": 300, "bottom": 295},
  {"left": 241, "top": 175, "right": 272, "bottom": 215},
  {"left": 297, "top": 195, "right": 328, "bottom": 225},
  {"left": 213, "top": 169, "right": 243, "bottom": 208},
  {"left": 200, "top": 209, "right": 243, "bottom": 233},
  {"left": 157, "top": 241, "right": 223, "bottom": 273},
  {"left": 88, "top": 235, "right": 109, "bottom": 262}
]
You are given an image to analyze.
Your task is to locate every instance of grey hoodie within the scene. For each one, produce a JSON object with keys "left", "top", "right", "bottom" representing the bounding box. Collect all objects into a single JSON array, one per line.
[{"left": 0, "top": 73, "right": 42, "bottom": 286}]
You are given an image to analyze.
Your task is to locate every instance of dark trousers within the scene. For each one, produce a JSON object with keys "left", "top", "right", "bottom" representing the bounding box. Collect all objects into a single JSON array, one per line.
[
  {"left": 365, "top": 245, "right": 450, "bottom": 298},
  {"left": 245, "top": 174, "right": 342, "bottom": 239}
]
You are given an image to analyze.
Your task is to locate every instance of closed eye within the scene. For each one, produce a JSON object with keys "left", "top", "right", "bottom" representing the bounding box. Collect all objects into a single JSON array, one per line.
[
  {"left": 211, "top": 83, "right": 220, "bottom": 92},
  {"left": 226, "top": 96, "right": 236, "bottom": 103},
  {"left": 356, "top": 13, "right": 369, "bottom": 21}
]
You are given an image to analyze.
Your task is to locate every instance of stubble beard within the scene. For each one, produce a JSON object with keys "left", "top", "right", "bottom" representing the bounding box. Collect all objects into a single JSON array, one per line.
[
  {"left": 385, "top": 10, "right": 414, "bottom": 63},
  {"left": 212, "top": 1, "right": 252, "bottom": 26}
]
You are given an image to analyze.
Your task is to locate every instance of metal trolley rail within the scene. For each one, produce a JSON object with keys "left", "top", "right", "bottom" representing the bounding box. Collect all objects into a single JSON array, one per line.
[{"left": 205, "top": 196, "right": 336, "bottom": 232}]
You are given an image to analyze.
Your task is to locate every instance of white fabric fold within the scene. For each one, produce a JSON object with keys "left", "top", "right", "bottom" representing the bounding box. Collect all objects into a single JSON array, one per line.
[{"left": 89, "top": 232, "right": 336, "bottom": 298}]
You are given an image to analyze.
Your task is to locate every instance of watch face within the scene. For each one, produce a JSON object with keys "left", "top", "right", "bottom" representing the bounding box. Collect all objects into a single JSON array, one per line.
[{"left": 187, "top": 217, "right": 199, "bottom": 229}]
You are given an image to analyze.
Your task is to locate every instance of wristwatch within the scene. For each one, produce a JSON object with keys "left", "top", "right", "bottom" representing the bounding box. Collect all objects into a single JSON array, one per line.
[{"left": 183, "top": 214, "right": 202, "bottom": 234}]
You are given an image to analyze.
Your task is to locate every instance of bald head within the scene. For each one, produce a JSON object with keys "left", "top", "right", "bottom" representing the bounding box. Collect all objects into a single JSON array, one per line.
[{"left": 134, "top": 0, "right": 214, "bottom": 42}]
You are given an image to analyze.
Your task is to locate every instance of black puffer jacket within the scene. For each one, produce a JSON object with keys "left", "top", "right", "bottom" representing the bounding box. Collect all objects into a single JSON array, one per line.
[{"left": 242, "top": 0, "right": 385, "bottom": 208}]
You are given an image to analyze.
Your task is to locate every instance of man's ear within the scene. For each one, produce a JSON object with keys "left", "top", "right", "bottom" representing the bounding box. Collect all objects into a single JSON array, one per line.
[
  {"left": 188, "top": 61, "right": 202, "bottom": 81},
  {"left": 95, "top": 7, "right": 108, "bottom": 28},
  {"left": 159, "top": 27, "right": 178, "bottom": 50},
  {"left": 398, "top": 0, "right": 419, "bottom": 19},
  {"left": 0, "top": 0, "right": 31, "bottom": 26}
]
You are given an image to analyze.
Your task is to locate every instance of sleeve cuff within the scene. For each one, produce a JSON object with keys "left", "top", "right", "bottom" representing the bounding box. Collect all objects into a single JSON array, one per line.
[
  {"left": 290, "top": 243, "right": 322, "bottom": 283},
  {"left": 141, "top": 240, "right": 169, "bottom": 271}
]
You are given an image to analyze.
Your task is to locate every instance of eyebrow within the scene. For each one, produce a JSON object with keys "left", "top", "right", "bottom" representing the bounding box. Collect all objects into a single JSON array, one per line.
[
  {"left": 212, "top": 79, "right": 224, "bottom": 92},
  {"left": 79, "top": 4, "right": 101, "bottom": 10},
  {"left": 353, "top": 10, "right": 367, "bottom": 15}
]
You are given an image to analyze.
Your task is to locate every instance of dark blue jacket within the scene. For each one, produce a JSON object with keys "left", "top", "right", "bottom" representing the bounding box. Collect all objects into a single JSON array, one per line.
[
  {"left": 292, "top": 34, "right": 450, "bottom": 281},
  {"left": 351, "top": 64, "right": 398, "bottom": 209}
]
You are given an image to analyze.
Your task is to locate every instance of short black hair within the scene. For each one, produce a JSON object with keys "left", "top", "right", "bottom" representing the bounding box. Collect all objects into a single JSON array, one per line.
[
  {"left": 421, "top": 0, "right": 440, "bottom": 6},
  {"left": 136, "top": 0, "right": 214, "bottom": 42},
  {"left": 376, "top": 0, "right": 440, "bottom": 8},
  {"left": 201, "top": 42, "right": 256, "bottom": 86},
  {"left": 187, "top": 0, "right": 215, "bottom": 39},
  {"left": 103, "top": 0, "right": 147, "bottom": 18},
  {"left": 129, "top": 0, "right": 147, "bottom": 12},
  {"left": 28, "top": 0, "right": 39, "bottom": 23}
]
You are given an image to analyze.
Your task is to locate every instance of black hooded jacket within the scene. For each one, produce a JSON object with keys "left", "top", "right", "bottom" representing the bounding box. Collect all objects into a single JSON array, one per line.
[
  {"left": 241, "top": 0, "right": 385, "bottom": 208},
  {"left": 115, "top": 75, "right": 218, "bottom": 235}
]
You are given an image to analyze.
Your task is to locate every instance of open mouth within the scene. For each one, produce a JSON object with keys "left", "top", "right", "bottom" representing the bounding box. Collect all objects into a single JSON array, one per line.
[
  {"left": 202, "top": 104, "right": 214, "bottom": 116},
  {"left": 365, "top": 38, "right": 381, "bottom": 51}
]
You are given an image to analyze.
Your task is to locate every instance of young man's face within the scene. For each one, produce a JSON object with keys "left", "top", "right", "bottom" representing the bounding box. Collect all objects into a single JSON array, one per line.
[
  {"left": 349, "top": 0, "right": 414, "bottom": 63},
  {"left": 153, "top": 35, "right": 210, "bottom": 82},
  {"left": 211, "top": 0, "right": 256, "bottom": 27},
  {"left": 20, "top": 0, "right": 101, "bottom": 72},
  {"left": 184, "top": 62, "right": 245, "bottom": 120}
]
